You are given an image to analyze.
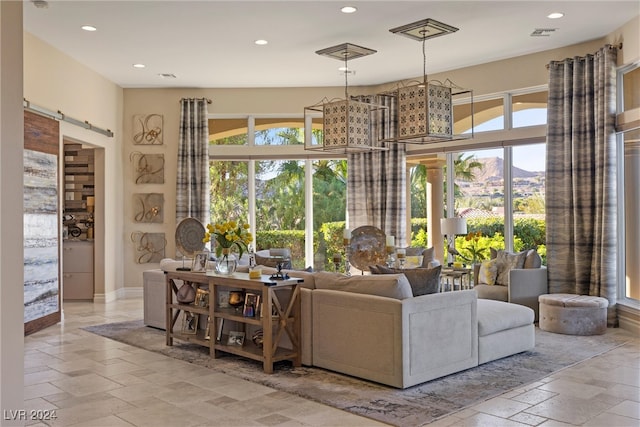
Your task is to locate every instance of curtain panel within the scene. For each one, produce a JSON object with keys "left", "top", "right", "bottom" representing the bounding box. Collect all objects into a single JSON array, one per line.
[
  {"left": 176, "top": 98, "right": 211, "bottom": 226},
  {"left": 347, "top": 95, "right": 408, "bottom": 246},
  {"left": 545, "top": 45, "right": 618, "bottom": 325}
]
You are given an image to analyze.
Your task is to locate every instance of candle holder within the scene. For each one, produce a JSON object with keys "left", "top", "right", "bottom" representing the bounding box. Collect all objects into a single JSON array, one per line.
[
  {"left": 386, "top": 245, "right": 396, "bottom": 268},
  {"left": 396, "top": 249, "right": 406, "bottom": 269},
  {"left": 344, "top": 243, "right": 351, "bottom": 277},
  {"left": 332, "top": 253, "right": 342, "bottom": 273}
]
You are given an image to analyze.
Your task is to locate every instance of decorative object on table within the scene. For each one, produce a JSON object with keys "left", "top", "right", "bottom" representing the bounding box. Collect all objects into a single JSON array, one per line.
[
  {"left": 332, "top": 253, "right": 342, "bottom": 272},
  {"left": 440, "top": 217, "right": 468, "bottom": 264},
  {"left": 130, "top": 231, "right": 166, "bottom": 264},
  {"left": 251, "top": 329, "right": 264, "bottom": 348},
  {"left": 175, "top": 280, "right": 196, "bottom": 304},
  {"left": 215, "top": 318, "right": 224, "bottom": 341},
  {"left": 385, "top": 235, "right": 396, "bottom": 268},
  {"left": 396, "top": 248, "right": 406, "bottom": 269},
  {"left": 133, "top": 113, "right": 163, "bottom": 145},
  {"left": 349, "top": 225, "right": 387, "bottom": 271},
  {"left": 269, "top": 260, "right": 290, "bottom": 280},
  {"left": 227, "top": 331, "right": 245, "bottom": 346},
  {"left": 130, "top": 152, "right": 164, "bottom": 184},
  {"left": 194, "top": 288, "right": 209, "bottom": 308},
  {"left": 461, "top": 231, "right": 488, "bottom": 265},
  {"left": 203, "top": 220, "right": 252, "bottom": 276},
  {"left": 191, "top": 251, "right": 208, "bottom": 273},
  {"left": 228, "top": 290, "right": 245, "bottom": 313},
  {"left": 181, "top": 311, "right": 198, "bottom": 334},
  {"left": 175, "top": 217, "right": 206, "bottom": 262},
  {"left": 243, "top": 293, "right": 259, "bottom": 318},
  {"left": 133, "top": 193, "right": 164, "bottom": 223}
]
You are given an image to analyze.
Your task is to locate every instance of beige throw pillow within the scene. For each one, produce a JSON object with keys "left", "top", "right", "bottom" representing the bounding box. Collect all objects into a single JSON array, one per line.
[{"left": 494, "top": 250, "right": 527, "bottom": 286}]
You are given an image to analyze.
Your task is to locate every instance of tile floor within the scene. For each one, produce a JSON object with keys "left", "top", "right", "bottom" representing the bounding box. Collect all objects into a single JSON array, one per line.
[{"left": 23, "top": 298, "right": 639, "bottom": 427}]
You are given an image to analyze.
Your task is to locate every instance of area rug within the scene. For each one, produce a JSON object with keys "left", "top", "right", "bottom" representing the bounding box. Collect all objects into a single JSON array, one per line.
[{"left": 84, "top": 320, "right": 630, "bottom": 427}]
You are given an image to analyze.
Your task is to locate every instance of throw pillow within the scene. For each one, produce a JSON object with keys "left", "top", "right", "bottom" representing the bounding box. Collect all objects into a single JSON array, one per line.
[
  {"left": 494, "top": 250, "right": 527, "bottom": 286},
  {"left": 477, "top": 259, "right": 499, "bottom": 285},
  {"left": 524, "top": 249, "right": 542, "bottom": 269},
  {"left": 372, "top": 265, "right": 442, "bottom": 297},
  {"left": 420, "top": 247, "right": 436, "bottom": 267},
  {"left": 254, "top": 254, "right": 292, "bottom": 270}
]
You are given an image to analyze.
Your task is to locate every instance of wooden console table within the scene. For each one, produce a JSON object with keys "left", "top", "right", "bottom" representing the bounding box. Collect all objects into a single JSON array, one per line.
[{"left": 165, "top": 270, "right": 302, "bottom": 373}]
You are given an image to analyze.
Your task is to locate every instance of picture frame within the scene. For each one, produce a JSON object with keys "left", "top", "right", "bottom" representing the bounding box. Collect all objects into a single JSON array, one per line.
[
  {"left": 192, "top": 251, "right": 208, "bottom": 273},
  {"left": 227, "top": 331, "right": 245, "bottom": 346},
  {"left": 181, "top": 311, "right": 198, "bottom": 335},
  {"left": 195, "top": 288, "right": 209, "bottom": 308},
  {"left": 243, "top": 292, "right": 260, "bottom": 318},
  {"left": 218, "top": 290, "right": 230, "bottom": 308}
]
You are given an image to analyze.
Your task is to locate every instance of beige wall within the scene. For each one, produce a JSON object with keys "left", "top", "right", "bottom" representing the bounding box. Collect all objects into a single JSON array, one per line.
[{"left": 24, "top": 32, "right": 124, "bottom": 301}]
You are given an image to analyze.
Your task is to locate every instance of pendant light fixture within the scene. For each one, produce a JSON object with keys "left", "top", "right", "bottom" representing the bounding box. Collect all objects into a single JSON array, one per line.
[
  {"left": 383, "top": 18, "right": 474, "bottom": 144},
  {"left": 305, "top": 43, "right": 389, "bottom": 153}
]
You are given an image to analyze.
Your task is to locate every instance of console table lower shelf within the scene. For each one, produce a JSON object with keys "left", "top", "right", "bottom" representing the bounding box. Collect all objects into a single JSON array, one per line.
[{"left": 165, "top": 270, "right": 302, "bottom": 374}]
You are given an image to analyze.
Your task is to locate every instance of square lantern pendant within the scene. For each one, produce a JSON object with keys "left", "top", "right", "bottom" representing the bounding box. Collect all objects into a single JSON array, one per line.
[
  {"left": 383, "top": 19, "right": 474, "bottom": 144},
  {"left": 305, "top": 43, "right": 389, "bottom": 153}
]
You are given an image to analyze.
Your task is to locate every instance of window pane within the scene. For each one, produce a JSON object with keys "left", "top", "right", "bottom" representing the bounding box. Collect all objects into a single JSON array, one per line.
[
  {"left": 624, "top": 129, "right": 640, "bottom": 301},
  {"left": 209, "top": 118, "right": 247, "bottom": 145},
  {"left": 255, "top": 119, "right": 304, "bottom": 145},
  {"left": 451, "top": 149, "right": 504, "bottom": 262},
  {"left": 623, "top": 66, "right": 640, "bottom": 111},
  {"left": 208, "top": 160, "right": 249, "bottom": 226},
  {"left": 255, "top": 160, "right": 306, "bottom": 268},
  {"left": 512, "top": 143, "right": 546, "bottom": 263},
  {"left": 454, "top": 98, "right": 504, "bottom": 134},
  {"left": 513, "top": 92, "right": 548, "bottom": 128},
  {"left": 313, "top": 159, "right": 347, "bottom": 271}
]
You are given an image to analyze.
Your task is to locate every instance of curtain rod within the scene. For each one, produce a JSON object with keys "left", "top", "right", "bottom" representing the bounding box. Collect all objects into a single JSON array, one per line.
[
  {"left": 23, "top": 99, "right": 114, "bottom": 137},
  {"left": 180, "top": 97, "right": 212, "bottom": 104},
  {"left": 545, "top": 43, "right": 623, "bottom": 69}
]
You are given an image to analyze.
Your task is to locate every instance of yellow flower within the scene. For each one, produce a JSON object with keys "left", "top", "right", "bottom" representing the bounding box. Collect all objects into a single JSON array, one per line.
[{"left": 203, "top": 219, "right": 252, "bottom": 259}]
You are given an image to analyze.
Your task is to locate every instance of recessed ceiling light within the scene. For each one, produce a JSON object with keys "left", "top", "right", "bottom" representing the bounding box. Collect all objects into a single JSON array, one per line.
[
  {"left": 132, "top": 63, "right": 146, "bottom": 69},
  {"left": 255, "top": 39, "right": 268, "bottom": 45},
  {"left": 341, "top": 6, "right": 357, "bottom": 14},
  {"left": 158, "top": 73, "right": 177, "bottom": 79},
  {"left": 81, "top": 25, "right": 97, "bottom": 32},
  {"left": 547, "top": 12, "right": 564, "bottom": 19}
]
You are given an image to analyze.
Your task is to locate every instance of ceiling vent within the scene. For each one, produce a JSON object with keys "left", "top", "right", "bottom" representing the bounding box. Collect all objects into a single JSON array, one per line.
[{"left": 530, "top": 28, "right": 557, "bottom": 37}]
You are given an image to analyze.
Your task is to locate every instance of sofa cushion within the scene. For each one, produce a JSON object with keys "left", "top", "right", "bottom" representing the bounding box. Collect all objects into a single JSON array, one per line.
[
  {"left": 474, "top": 284, "right": 508, "bottom": 301},
  {"left": 160, "top": 258, "right": 192, "bottom": 271},
  {"left": 313, "top": 271, "right": 413, "bottom": 300},
  {"left": 371, "top": 265, "right": 441, "bottom": 297},
  {"left": 477, "top": 259, "right": 499, "bottom": 285},
  {"left": 477, "top": 299, "right": 534, "bottom": 337},
  {"left": 494, "top": 250, "right": 527, "bottom": 286}
]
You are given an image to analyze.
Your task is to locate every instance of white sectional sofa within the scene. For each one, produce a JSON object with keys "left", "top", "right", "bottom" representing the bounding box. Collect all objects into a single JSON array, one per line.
[{"left": 143, "top": 261, "right": 535, "bottom": 389}]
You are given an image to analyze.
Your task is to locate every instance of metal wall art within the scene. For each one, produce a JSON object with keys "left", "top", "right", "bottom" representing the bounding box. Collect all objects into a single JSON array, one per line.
[
  {"left": 130, "top": 152, "right": 165, "bottom": 184},
  {"left": 131, "top": 231, "right": 166, "bottom": 263},
  {"left": 133, "top": 193, "right": 164, "bottom": 223},
  {"left": 133, "top": 114, "right": 163, "bottom": 145}
]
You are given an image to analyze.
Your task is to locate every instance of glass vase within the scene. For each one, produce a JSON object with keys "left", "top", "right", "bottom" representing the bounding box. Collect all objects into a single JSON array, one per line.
[{"left": 215, "top": 249, "right": 237, "bottom": 275}]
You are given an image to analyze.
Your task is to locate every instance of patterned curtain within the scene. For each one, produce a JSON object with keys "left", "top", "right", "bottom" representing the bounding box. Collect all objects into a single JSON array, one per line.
[
  {"left": 545, "top": 45, "right": 618, "bottom": 325},
  {"left": 347, "top": 95, "right": 408, "bottom": 245},
  {"left": 176, "top": 98, "right": 211, "bottom": 226}
]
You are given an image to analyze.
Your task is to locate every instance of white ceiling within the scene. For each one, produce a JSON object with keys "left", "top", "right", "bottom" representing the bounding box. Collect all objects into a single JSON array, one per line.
[{"left": 23, "top": 1, "right": 640, "bottom": 89}]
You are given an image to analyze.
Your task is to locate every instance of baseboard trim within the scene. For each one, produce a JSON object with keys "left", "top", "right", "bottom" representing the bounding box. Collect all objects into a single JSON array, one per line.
[{"left": 93, "top": 287, "right": 143, "bottom": 303}]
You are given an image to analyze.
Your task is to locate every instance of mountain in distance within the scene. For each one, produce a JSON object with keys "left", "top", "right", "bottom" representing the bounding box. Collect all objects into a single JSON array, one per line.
[{"left": 472, "top": 157, "right": 543, "bottom": 182}]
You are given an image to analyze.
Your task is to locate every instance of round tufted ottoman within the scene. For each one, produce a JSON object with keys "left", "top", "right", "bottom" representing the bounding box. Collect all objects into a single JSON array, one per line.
[{"left": 538, "top": 294, "right": 608, "bottom": 335}]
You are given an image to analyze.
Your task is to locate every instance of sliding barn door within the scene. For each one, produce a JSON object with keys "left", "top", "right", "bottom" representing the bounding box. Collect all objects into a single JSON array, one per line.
[{"left": 24, "top": 111, "right": 61, "bottom": 335}]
